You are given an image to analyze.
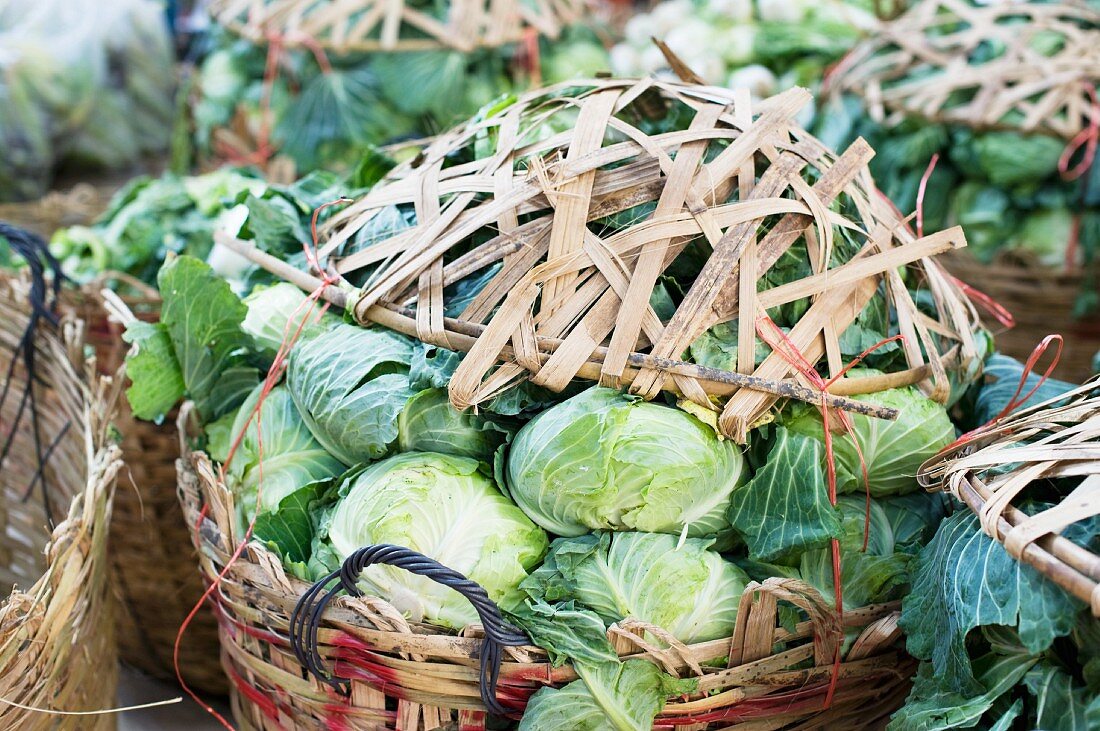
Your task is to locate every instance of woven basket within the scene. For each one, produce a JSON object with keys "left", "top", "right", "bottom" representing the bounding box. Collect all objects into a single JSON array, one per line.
[
  {"left": 209, "top": 0, "right": 586, "bottom": 53},
  {"left": 944, "top": 250, "right": 1099, "bottom": 382},
  {"left": 178, "top": 449, "right": 916, "bottom": 730},
  {"left": 72, "top": 283, "right": 227, "bottom": 695},
  {"left": 0, "top": 276, "right": 123, "bottom": 729},
  {"left": 920, "top": 376, "right": 1100, "bottom": 617},
  {"left": 0, "top": 183, "right": 118, "bottom": 240},
  {"left": 829, "top": 0, "right": 1100, "bottom": 383},
  {"left": 224, "top": 77, "right": 984, "bottom": 443}
]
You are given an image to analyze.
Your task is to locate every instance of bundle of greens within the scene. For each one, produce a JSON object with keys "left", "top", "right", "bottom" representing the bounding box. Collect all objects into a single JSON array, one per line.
[
  {"left": 186, "top": 25, "right": 609, "bottom": 175},
  {"left": 818, "top": 1, "right": 1100, "bottom": 316},
  {"left": 0, "top": 0, "right": 175, "bottom": 201},
  {"left": 128, "top": 81, "right": 992, "bottom": 727},
  {"left": 609, "top": 0, "right": 877, "bottom": 119},
  {"left": 890, "top": 356, "right": 1097, "bottom": 730}
]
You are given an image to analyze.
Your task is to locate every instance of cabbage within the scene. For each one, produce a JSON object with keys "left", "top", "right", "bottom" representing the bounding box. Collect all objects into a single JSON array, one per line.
[
  {"left": 780, "top": 373, "right": 954, "bottom": 496},
  {"left": 242, "top": 283, "right": 337, "bottom": 355},
  {"left": 504, "top": 387, "right": 746, "bottom": 539},
  {"left": 396, "top": 388, "right": 513, "bottom": 463},
  {"left": 287, "top": 322, "right": 418, "bottom": 465},
  {"left": 322, "top": 452, "right": 548, "bottom": 629},
  {"left": 798, "top": 496, "right": 915, "bottom": 610},
  {"left": 522, "top": 532, "right": 749, "bottom": 644},
  {"left": 225, "top": 384, "right": 345, "bottom": 523}
]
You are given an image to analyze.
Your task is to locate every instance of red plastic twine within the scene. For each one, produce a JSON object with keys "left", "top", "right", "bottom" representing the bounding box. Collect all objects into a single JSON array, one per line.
[
  {"left": 1058, "top": 83, "right": 1099, "bottom": 269},
  {"left": 174, "top": 200, "right": 349, "bottom": 730},
  {"left": 754, "top": 316, "right": 903, "bottom": 707},
  {"left": 942, "top": 334, "right": 1064, "bottom": 455}
]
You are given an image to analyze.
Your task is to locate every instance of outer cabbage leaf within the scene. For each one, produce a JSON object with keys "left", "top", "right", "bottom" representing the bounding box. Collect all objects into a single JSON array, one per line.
[
  {"left": 324, "top": 452, "right": 548, "bottom": 630},
  {"left": 878, "top": 492, "right": 950, "bottom": 553},
  {"left": 507, "top": 599, "right": 620, "bottom": 668},
  {"left": 505, "top": 387, "right": 745, "bottom": 538},
  {"left": 727, "top": 426, "right": 842, "bottom": 563},
  {"left": 518, "top": 660, "right": 695, "bottom": 731},
  {"left": 155, "top": 254, "right": 260, "bottom": 421},
  {"left": 226, "top": 384, "right": 345, "bottom": 523},
  {"left": 888, "top": 648, "right": 1039, "bottom": 731},
  {"left": 798, "top": 496, "right": 911, "bottom": 610},
  {"left": 900, "top": 510, "right": 1081, "bottom": 695},
  {"left": 122, "top": 321, "right": 184, "bottom": 421},
  {"left": 287, "top": 322, "right": 417, "bottom": 465},
  {"left": 780, "top": 375, "right": 954, "bottom": 496},
  {"left": 522, "top": 532, "right": 748, "bottom": 644},
  {"left": 396, "top": 388, "right": 513, "bottom": 463}
]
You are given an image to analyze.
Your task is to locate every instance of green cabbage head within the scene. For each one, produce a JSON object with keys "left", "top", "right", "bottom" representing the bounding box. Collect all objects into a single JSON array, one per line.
[
  {"left": 523, "top": 531, "right": 749, "bottom": 644},
  {"left": 504, "top": 387, "right": 745, "bottom": 539},
  {"left": 325, "top": 451, "right": 549, "bottom": 630},
  {"left": 780, "top": 373, "right": 954, "bottom": 496}
]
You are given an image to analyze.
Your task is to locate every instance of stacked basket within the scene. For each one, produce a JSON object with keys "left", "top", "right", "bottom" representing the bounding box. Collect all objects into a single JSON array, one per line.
[
  {"left": 827, "top": 0, "right": 1100, "bottom": 382},
  {"left": 0, "top": 272, "right": 123, "bottom": 729},
  {"left": 173, "top": 77, "right": 986, "bottom": 728}
]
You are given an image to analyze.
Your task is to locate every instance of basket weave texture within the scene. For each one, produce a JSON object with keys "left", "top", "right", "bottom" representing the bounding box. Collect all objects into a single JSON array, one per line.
[
  {"left": 0, "top": 277, "right": 122, "bottom": 729},
  {"left": 921, "top": 376, "right": 1100, "bottom": 616},
  {"left": 829, "top": 0, "right": 1100, "bottom": 140},
  {"left": 179, "top": 449, "right": 915, "bottom": 730},
  {"left": 69, "top": 285, "right": 227, "bottom": 695},
  {"left": 944, "top": 250, "right": 1099, "bottom": 383},
  {"left": 210, "top": 0, "right": 586, "bottom": 53},
  {"left": 271, "top": 78, "right": 987, "bottom": 442}
]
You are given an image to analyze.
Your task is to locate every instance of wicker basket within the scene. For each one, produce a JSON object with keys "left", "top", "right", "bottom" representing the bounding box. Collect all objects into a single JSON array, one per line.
[
  {"left": 920, "top": 376, "right": 1100, "bottom": 616},
  {"left": 179, "top": 449, "right": 916, "bottom": 730},
  {"left": 184, "top": 77, "right": 993, "bottom": 728},
  {"left": 209, "top": 0, "right": 586, "bottom": 53},
  {"left": 71, "top": 283, "right": 227, "bottom": 695},
  {"left": 0, "top": 276, "right": 123, "bottom": 729},
  {"left": 0, "top": 182, "right": 118, "bottom": 240},
  {"left": 944, "top": 250, "right": 1099, "bottom": 382},
  {"left": 829, "top": 0, "right": 1100, "bottom": 384}
]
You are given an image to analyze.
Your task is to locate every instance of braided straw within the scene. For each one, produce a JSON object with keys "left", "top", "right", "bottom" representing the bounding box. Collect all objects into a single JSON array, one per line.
[
  {"left": 0, "top": 276, "right": 123, "bottom": 729},
  {"left": 225, "top": 77, "right": 983, "bottom": 442},
  {"left": 209, "top": 0, "right": 586, "bottom": 53},
  {"left": 921, "top": 376, "right": 1100, "bottom": 616},
  {"left": 829, "top": 0, "right": 1100, "bottom": 140}
]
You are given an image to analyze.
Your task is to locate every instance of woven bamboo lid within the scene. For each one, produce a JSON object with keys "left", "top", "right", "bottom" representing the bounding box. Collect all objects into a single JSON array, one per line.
[
  {"left": 228, "top": 78, "right": 978, "bottom": 443},
  {"left": 829, "top": 0, "right": 1100, "bottom": 140},
  {"left": 208, "top": 0, "right": 587, "bottom": 53}
]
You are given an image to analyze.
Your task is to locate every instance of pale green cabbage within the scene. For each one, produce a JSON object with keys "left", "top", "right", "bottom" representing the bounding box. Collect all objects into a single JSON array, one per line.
[
  {"left": 504, "top": 387, "right": 745, "bottom": 539},
  {"left": 324, "top": 452, "right": 548, "bottom": 630},
  {"left": 523, "top": 532, "right": 749, "bottom": 644},
  {"left": 780, "top": 373, "right": 954, "bottom": 496}
]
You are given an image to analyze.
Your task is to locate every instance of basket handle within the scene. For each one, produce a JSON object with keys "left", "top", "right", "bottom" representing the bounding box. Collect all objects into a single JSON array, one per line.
[{"left": 289, "top": 544, "right": 529, "bottom": 716}]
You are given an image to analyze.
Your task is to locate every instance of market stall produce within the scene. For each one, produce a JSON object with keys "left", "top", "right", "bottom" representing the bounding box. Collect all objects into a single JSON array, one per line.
[
  {"left": 822, "top": 0, "right": 1100, "bottom": 380},
  {"left": 185, "top": 0, "right": 610, "bottom": 176},
  {"left": 124, "top": 77, "right": 992, "bottom": 727},
  {"left": 0, "top": 0, "right": 175, "bottom": 201}
]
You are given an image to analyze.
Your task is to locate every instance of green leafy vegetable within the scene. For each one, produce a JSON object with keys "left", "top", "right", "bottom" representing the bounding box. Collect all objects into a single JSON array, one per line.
[
  {"left": 505, "top": 387, "right": 746, "bottom": 539},
  {"left": 287, "top": 322, "right": 417, "bottom": 465},
  {"left": 122, "top": 321, "right": 185, "bottom": 422},
  {"left": 321, "top": 451, "right": 548, "bottom": 629},
  {"left": 522, "top": 532, "right": 749, "bottom": 644},
  {"left": 396, "top": 387, "right": 513, "bottom": 463}
]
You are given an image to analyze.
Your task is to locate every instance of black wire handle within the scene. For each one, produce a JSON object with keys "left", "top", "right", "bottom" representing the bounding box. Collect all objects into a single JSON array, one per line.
[
  {"left": 288, "top": 544, "right": 530, "bottom": 716},
  {"left": 0, "top": 222, "right": 70, "bottom": 528}
]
